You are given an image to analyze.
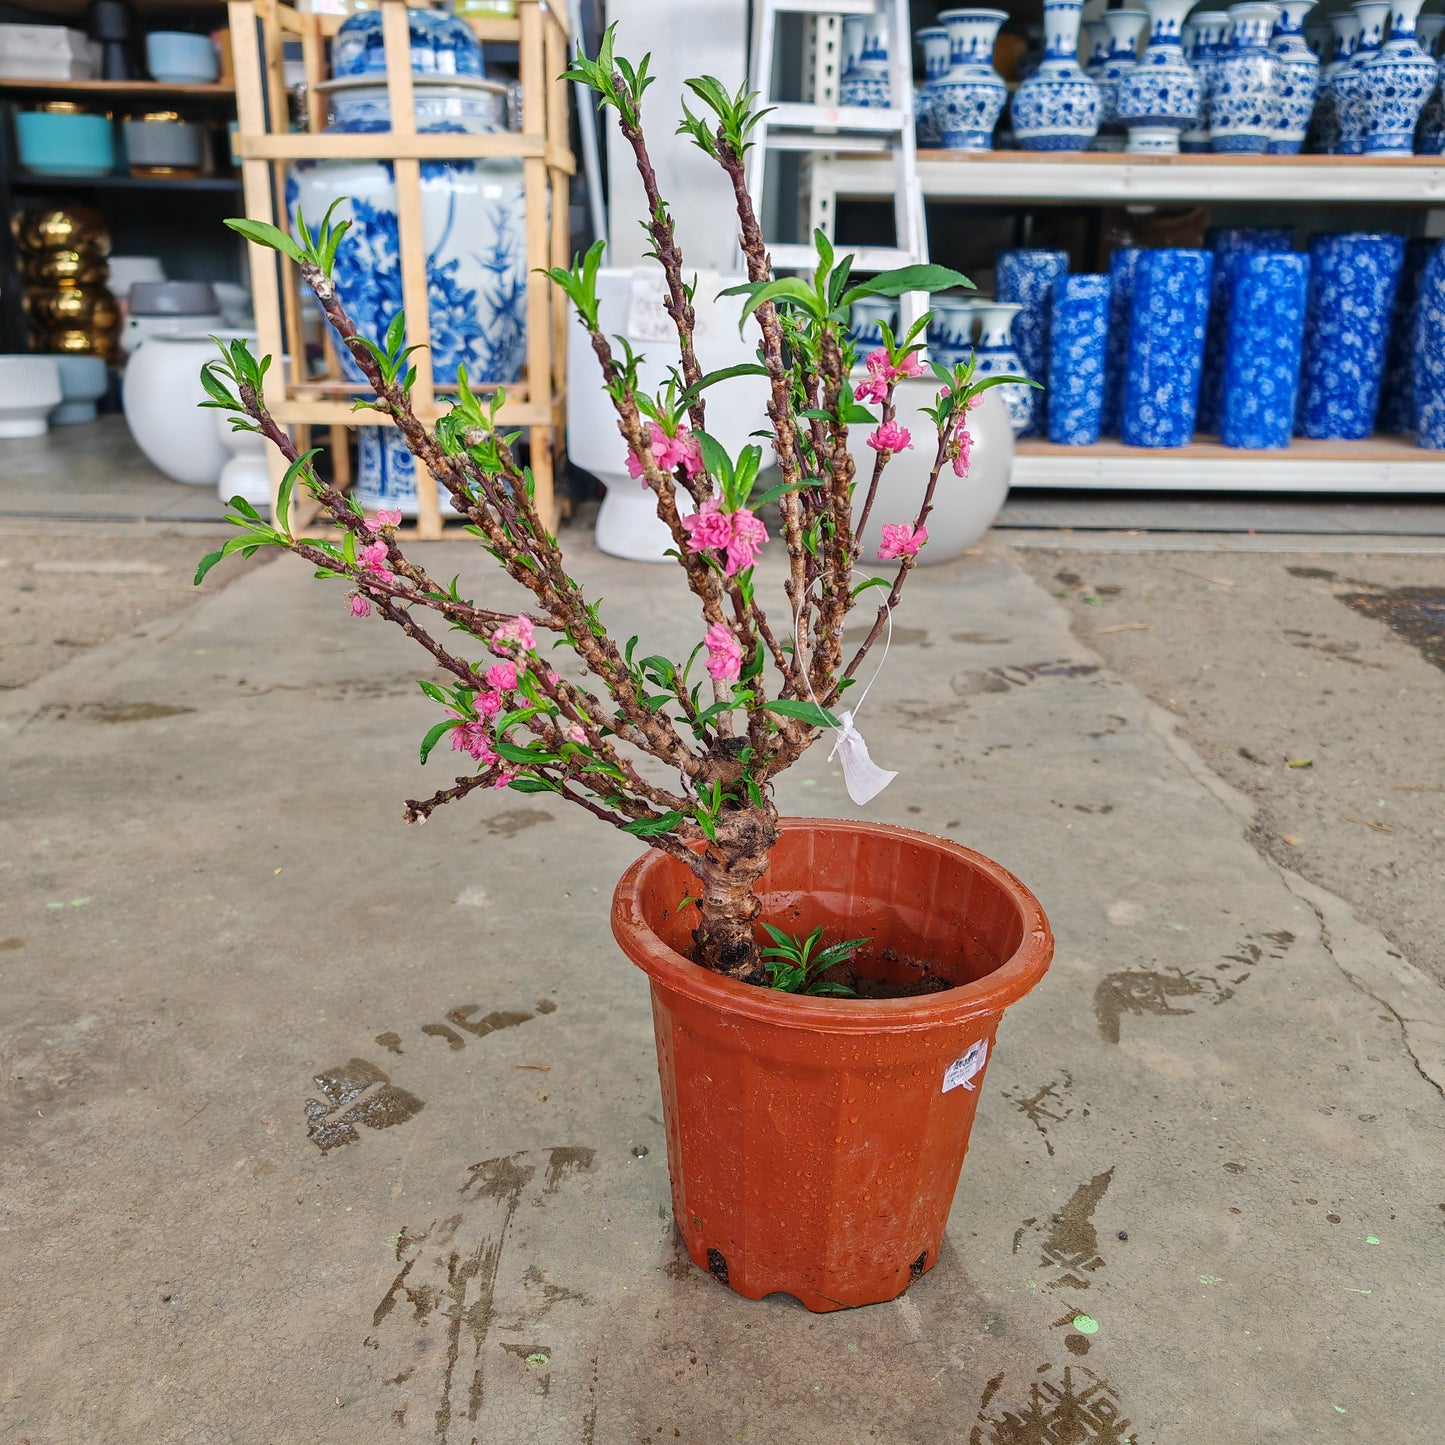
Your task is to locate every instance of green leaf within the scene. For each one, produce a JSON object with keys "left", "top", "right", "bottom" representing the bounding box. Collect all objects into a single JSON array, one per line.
[
  {"left": 224, "top": 217, "right": 306, "bottom": 265},
  {"left": 620, "top": 810, "right": 687, "bottom": 837},
  {"left": 673, "top": 362, "right": 771, "bottom": 417},
  {"left": 420, "top": 720, "right": 456, "bottom": 765},
  {"left": 193, "top": 549, "right": 225, "bottom": 586},
  {"left": 274, "top": 447, "right": 320, "bottom": 536},
  {"left": 507, "top": 776, "right": 560, "bottom": 794},
  {"left": 968, "top": 371, "right": 1044, "bottom": 394},
  {"left": 806, "top": 981, "right": 857, "bottom": 997},
  {"left": 840, "top": 264, "right": 975, "bottom": 309},
  {"left": 765, "top": 699, "right": 839, "bottom": 728}
]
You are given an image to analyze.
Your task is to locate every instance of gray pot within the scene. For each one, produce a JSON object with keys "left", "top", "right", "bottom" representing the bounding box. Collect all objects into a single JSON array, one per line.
[{"left": 123, "top": 112, "right": 204, "bottom": 175}]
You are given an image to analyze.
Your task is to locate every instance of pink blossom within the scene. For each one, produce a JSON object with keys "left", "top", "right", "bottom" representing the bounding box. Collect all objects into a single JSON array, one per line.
[
  {"left": 682, "top": 498, "right": 770, "bottom": 576},
  {"left": 877, "top": 522, "right": 928, "bottom": 560},
  {"left": 484, "top": 660, "right": 518, "bottom": 692},
  {"left": 348, "top": 593, "right": 372, "bottom": 619},
  {"left": 370, "top": 508, "right": 403, "bottom": 530},
  {"left": 856, "top": 347, "right": 926, "bottom": 403},
  {"left": 492, "top": 771, "right": 517, "bottom": 790},
  {"left": 854, "top": 371, "right": 889, "bottom": 405},
  {"left": 564, "top": 723, "right": 588, "bottom": 744},
  {"left": 867, "top": 419, "right": 913, "bottom": 454},
  {"left": 703, "top": 621, "right": 743, "bottom": 682},
  {"left": 475, "top": 689, "right": 504, "bottom": 717},
  {"left": 451, "top": 718, "right": 498, "bottom": 765},
  {"left": 492, "top": 614, "right": 535, "bottom": 653},
  {"left": 358, "top": 538, "right": 393, "bottom": 584},
  {"left": 950, "top": 418, "right": 973, "bottom": 479},
  {"left": 626, "top": 421, "right": 704, "bottom": 485},
  {"left": 545, "top": 671, "right": 561, "bottom": 686}
]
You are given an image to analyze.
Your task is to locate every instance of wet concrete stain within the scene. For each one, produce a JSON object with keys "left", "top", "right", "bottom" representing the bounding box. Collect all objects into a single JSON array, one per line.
[
  {"left": 420, "top": 998, "right": 555, "bottom": 1052},
  {"left": 376, "top": 1031, "right": 404, "bottom": 1055},
  {"left": 36, "top": 700, "right": 198, "bottom": 724},
  {"left": 1015, "top": 1167, "right": 1116, "bottom": 1291},
  {"left": 1094, "top": 931, "right": 1293, "bottom": 1043},
  {"left": 303, "top": 1058, "right": 425, "bottom": 1152},
  {"left": 1004, "top": 1072, "right": 1088, "bottom": 1157},
  {"left": 483, "top": 808, "right": 553, "bottom": 838},
  {"left": 953, "top": 659, "right": 1102, "bottom": 697},
  {"left": 369, "top": 1147, "right": 597, "bottom": 1442},
  {"left": 0, "top": 937, "right": 22, "bottom": 951},
  {"left": 971, "top": 1363, "right": 1139, "bottom": 1444},
  {"left": 1281, "top": 629, "right": 1386, "bottom": 670},
  {"left": 1340, "top": 588, "right": 1445, "bottom": 672}
]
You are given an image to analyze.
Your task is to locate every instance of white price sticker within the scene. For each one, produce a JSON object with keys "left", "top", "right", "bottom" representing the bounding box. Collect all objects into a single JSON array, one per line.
[
  {"left": 942, "top": 1039, "right": 988, "bottom": 1093},
  {"left": 625, "top": 275, "right": 676, "bottom": 343}
]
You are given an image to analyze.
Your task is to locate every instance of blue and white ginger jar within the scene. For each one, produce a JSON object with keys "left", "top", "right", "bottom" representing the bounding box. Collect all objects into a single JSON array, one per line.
[
  {"left": 1092, "top": 8, "right": 1149, "bottom": 152},
  {"left": 848, "top": 297, "right": 896, "bottom": 353},
  {"left": 1412, "top": 16, "right": 1445, "bottom": 153},
  {"left": 932, "top": 9, "right": 1011, "bottom": 150},
  {"left": 1012, "top": 0, "right": 1103, "bottom": 151},
  {"left": 1210, "top": 3, "right": 1282, "bottom": 153},
  {"left": 840, "top": 14, "right": 891, "bottom": 108},
  {"left": 1181, "top": 10, "right": 1231, "bottom": 151},
  {"left": 970, "top": 301, "right": 1034, "bottom": 436},
  {"left": 1361, "top": 0, "right": 1436, "bottom": 154},
  {"left": 915, "top": 26, "right": 953, "bottom": 146},
  {"left": 330, "top": 7, "right": 484, "bottom": 80},
  {"left": 1333, "top": 1, "right": 1390, "bottom": 155},
  {"left": 292, "top": 43, "right": 523, "bottom": 515},
  {"left": 1116, "top": 0, "right": 1203, "bottom": 154},
  {"left": 1269, "top": 0, "right": 1320, "bottom": 154}
]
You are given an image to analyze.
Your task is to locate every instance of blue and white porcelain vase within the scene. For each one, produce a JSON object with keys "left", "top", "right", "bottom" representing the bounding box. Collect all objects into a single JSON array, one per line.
[
  {"left": 932, "top": 9, "right": 1011, "bottom": 150},
  {"left": 291, "top": 26, "right": 523, "bottom": 515},
  {"left": 841, "top": 15, "right": 866, "bottom": 83},
  {"left": 1413, "top": 243, "right": 1445, "bottom": 448},
  {"left": 1333, "top": 1, "right": 1390, "bottom": 155},
  {"left": 1361, "top": 0, "right": 1436, "bottom": 154},
  {"left": 1413, "top": 17, "right": 1445, "bottom": 153},
  {"left": 1310, "top": 11, "right": 1360, "bottom": 152},
  {"left": 1116, "top": 0, "right": 1204, "bottom": 154},
  {"left": 1210, "top": 3, "right": 1282, "bottom": 153},
  {"left": 1220, "top": 252, "right": 1309, "bottom": 449},
  {"left": 928, "top": 293, "right": 974, "bottom": 366},
  {"left": 1197, "top": 226, "right": 1296, "bottom": 435},
  {"left": 1083, "top": 19, "right": 1110, "bottom": 75},
  {"left": 1102, "top": 247, "right": 1142, "bottom": 437},
  {"left": 1295, "top": 231, "right": 1405, "bottom": 439},
  {"left": 997, "top": 248, "right": 1069, "bottom": 438},
  {"left": 970, "top": 301, "right": 1035, "bottom": 436},
  {"left": 1122, "top": 248, "right": 1213, "bottom": 448},
  {"left": 1092, "top": 8, "right": 1149, "bottom": 151},
  {"left": 1012, "top": 0, "right": 1103, "bottom": 150},
  {"left": 330, "top": 6, "right": 485, "bottom": 80},
  {"left": 1378, "top": 237, "right": 1436, "bottom": 435},
  {"left": 915, "top": 26, "right": 954, "bottom": 147},
  {"left": 848, "top": 297, "right": 897, "bottom": 352},
  {"left": 1047, "top": 274, "right": 1111, "bottom": 445},
  {"left": 1304, "top": 19, "right": 1332, "bottom": 58},
  {"left": 1269, "top": 0, "right": 1320, "bottom": 154},
  {"left": 841, "top": 13, "right": 891, "bottom": 108},
  {"left": 1182, "top": 10, "right": 1232, "bottom": 152}
]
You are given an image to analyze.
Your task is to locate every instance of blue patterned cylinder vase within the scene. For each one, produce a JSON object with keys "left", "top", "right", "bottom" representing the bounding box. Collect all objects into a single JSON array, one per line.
[
  {"left": 291, "top": 72, "right": 523, "bottom": 516},
  {"left": 841, "top": 13, "right": 891, "bottom": 107},
  {"left": 933, "top": 9, "right": 1011, "bottom": 149},
  {"left": 1047, "top": 274, "right": 1111, "bottom": 445},
  {"left": 1378, "top": 238, "right": 1436, "bottom": 435},
  {"left": 1197, "top": 226, "right": 1295, "bottom": 435},
  {"left": 1413, "top": 243, "right": 1445, "bottom": 448},
  {"left": 1414, "top": 16, "right": 1445, "bottom": 153},
  {"left": 1121, "top": 249, "right": 1213, "bottom": 447},
  {"left": 1012, "top": 0, "right": 1104, "bottom": 150},
  {"left": 1117, "top": 0, "right": 1203, "bottom": 153},
  {"left": 915, "top": 26, "right": 953, "bottom": 147},
  {"left": 1295, "top": 232, "right": 1405, "bottom": 439},
  {"left": 1269, "top": 0, "right": 1320, "bottom": 154},
  {"left": 1220, "top": 253, "right": 1310, "bottom": 449},
  {"left": 1102, "top": 247, "right": 1142, "bottom": 437},
  {"left": 1333, "top": 1, "right": 1389, "bottom": 155},
  {"left": 928, "top": 293, "right": 975, "bottom": 366},
  {"left": 1361, "top": 0, "right": 1436, "bottom": 154},
  {"left": 1182, "top": 10, "right": 1231, "bottom": 151},
  {"left": 971, "top": 301, "right": 1035, "bottom": 436},
  {"left": 1308, "top": 11, "right": 1357, "bottom": 152},
  {"left": 330, "top": 7, "right": 485, "bottom": 80},
  {"left": 1092, "top": 8, "right": 1149, "bottom": 151},
  {"left": 848, "top": 297, "right": 897, "bottom": 353},
  {"left": 997, "top": 248, "right": 1069, "bottom": 438},
  {"left": 1211, "top": 3, "right": 1282, "bottom": 153}
]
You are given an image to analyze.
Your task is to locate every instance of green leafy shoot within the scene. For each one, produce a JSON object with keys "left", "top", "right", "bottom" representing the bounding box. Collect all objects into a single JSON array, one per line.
[
  {"left": 543, "top": 237, "right": 606, "bottom": 331},
  {"left": 758, "top": 924, "right": 865, "bottom": 996},
  {"left": 562, "top": 24, "right": 652, "bottom": 130},
  {"left": 225, "top": 197, "right": 350, "bottom": 278},
  {"left": 677, "top": 74, "right": 770, "bottom": 159}
]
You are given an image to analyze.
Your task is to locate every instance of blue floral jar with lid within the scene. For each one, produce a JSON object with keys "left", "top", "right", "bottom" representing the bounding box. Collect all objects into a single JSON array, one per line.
[{"left": 331, "top": 6, "right": 485, "bottom": 80}]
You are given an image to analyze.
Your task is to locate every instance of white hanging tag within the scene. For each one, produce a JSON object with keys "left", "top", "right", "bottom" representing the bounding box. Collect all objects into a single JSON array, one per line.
[
  {"left": 828, "top": 709, "right": 897, "bottom": 806},
  {"left": 942, "top": 1039, "right": 988, "bottom": 1093}
]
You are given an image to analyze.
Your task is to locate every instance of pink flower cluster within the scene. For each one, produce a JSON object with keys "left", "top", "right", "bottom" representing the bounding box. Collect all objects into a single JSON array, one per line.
[
  {"left": 348, "top": 533, "right": 397, "bottom": 618},
  {"left": 866, "top": 419, "right": 913, "bottom": 454},
  {"left": 704, "top": 621, "right": 743, "bottom": 682},
  {"left": 681, "top": 498, "right": 769, "bottom": 576},
  {"left": 369, "top": 508, "right": 402, "bottom": 531},
  {"left": 941, "top": 384, "right": 981, "bottom": 478},
  {"left": 491, "top": 614, "right": 534, "bottom": 653},
  {"left": 877, "top": 522, "right": 928, "bottom": 561},
  {"left": 484, "top": 659, "right": 518, "bottom": 692},
  {"left": 854, "top": 347, "right": 925, "bottom": 405},
  {"left": 626, "top": 421, "right": 704, "bottom": 486},
  {"left": 451, "top": 716, "right": 498, "bottom": 766}
]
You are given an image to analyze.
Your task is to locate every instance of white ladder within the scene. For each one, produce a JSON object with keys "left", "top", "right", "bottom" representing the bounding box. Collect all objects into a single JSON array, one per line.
[{"left": 745, "top": 0, "right": 928, "bottom": 277}]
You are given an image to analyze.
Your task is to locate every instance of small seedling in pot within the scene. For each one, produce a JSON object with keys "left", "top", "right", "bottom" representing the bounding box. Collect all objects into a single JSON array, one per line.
[{"left": 758, "top": 924, "right": 866, "bottom": 996}]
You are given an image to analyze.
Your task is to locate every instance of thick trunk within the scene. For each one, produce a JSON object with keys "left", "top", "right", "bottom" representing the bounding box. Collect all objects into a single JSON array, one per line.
[{"left": 690, "top": 801, "right": 779, "bottom": 983}]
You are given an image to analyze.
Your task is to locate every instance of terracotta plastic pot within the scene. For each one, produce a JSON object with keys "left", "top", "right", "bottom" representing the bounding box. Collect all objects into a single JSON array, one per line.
[{"left": 611, "top": 817, "right": 1053, "bottom": 1312}]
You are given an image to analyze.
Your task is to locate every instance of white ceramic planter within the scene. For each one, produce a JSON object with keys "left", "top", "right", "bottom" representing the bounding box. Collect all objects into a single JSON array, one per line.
[
  {"left": 848, "top": 381, "right": 1014, "bottom": 567},
  {"left": 214, "top": 406, "right": 273, "bottom": 508},
  {"left": 51, "top": 353, "right": 108, "bottom": 424},
  {"left": 0, "top": 355, "right": 62, "bottom": 437}
]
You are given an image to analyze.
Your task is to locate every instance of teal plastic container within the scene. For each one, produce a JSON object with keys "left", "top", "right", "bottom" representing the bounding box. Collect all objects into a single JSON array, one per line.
[{"left": 16, "top": 109, "right": 114, "bottom": 177}]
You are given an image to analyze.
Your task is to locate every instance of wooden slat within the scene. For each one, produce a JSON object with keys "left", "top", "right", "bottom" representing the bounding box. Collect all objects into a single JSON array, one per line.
[
  {"left": 273, "top": 399, "right": 557, "bottom": 427},
  {"left": 237, "top": 131, "right": 548, "bottom": 159},
  {"left": 300, "top": 10, "right": 326, "bottom": 133}
]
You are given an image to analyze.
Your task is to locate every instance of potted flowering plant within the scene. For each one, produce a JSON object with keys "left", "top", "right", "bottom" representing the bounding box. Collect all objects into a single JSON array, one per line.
[{"left": 202, "top": 32, "right": 1052, "bottom": 1313}]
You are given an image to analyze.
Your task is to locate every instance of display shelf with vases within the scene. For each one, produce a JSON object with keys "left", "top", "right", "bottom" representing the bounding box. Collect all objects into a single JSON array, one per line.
[{"left": 225, "top": 0, "right": 574, "bottom": 538}]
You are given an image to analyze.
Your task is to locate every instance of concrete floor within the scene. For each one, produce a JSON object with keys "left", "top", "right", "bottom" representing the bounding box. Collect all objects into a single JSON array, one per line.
[{"left": 3, "top": 491, "right": 1444, "bottom": 1442}]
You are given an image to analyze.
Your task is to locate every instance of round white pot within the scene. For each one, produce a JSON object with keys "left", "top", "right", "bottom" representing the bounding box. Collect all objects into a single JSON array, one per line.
[
  {"left": 124, "top": 330, "right": 252, "bottom": 486},
  {"left": 847, "top": 381, "right": 1014, "bottom": 567}
]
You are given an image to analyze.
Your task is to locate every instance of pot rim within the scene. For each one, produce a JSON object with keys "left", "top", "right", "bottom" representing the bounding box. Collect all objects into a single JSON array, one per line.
[{"left": 611, "top": 816, "right": 1053, "bottom": 1034}]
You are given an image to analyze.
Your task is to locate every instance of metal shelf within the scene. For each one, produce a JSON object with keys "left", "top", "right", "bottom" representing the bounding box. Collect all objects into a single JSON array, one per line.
[
  {"left": 0, "top": 79, "right": 235, "bottom": 102},
  {"left": 12, "top": 173, "right": 243, "bottom": 190},
  {"left": 1012, "top": 436, "right": 1445, "bottom": 493},
  {"left": 824, "top": 150, "right": 1445, "bottom": 206}
]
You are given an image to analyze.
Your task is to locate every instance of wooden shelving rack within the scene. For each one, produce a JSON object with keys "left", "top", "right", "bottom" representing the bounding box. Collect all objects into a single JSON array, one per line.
[{"left": 227, "top": 0, "right": 573, "bottom": 536}]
